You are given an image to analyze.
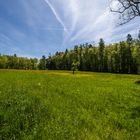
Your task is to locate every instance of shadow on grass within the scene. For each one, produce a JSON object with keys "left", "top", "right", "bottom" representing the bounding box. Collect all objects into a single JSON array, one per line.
[
  {"left": 131, "top": 106, "right": 140, "bottom": 119},
  {"left": 135, "top": 80, "right": 140, "bottom": 84}
]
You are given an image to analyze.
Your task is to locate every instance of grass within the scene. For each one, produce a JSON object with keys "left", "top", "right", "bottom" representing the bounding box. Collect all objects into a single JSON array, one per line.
[{"left": 0, "top": 70, "right": 140, "bottom": 140}]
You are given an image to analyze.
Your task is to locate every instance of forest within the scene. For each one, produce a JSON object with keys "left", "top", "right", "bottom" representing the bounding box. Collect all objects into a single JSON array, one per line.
[{"left": 0, "top": 33, "right": 140, "bottom": 74}]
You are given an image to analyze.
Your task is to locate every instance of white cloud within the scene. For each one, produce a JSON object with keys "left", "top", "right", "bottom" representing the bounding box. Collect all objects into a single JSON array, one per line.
[
  {"left": 0, "top": 0, "right": 139, "bottom": 57},
  {"left": 43, "top": 0, "right": 139, "bottom": 45},
  {"left": 42, "top": 0, "right": 116, "bottom": 44}
]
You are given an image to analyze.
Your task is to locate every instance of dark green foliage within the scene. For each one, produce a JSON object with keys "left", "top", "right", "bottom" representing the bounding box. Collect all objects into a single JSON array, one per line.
[
  {"left": 135, "top": 80, "right": 140, "bottom": 84},
  {"left": 38, "top": 55, "right": 46, "bottom": 70},
  {"left": 98, "top": 38, "right": 105, "bottom": 72},
  {"left": 46, "top": 35, "right": 140, "bottom": 74},
  {"left": 138, "top": 30, "right": 140, "bottom": 40},
  {"left": 127, "top": 34, "right": 133, "bottom": 45}
]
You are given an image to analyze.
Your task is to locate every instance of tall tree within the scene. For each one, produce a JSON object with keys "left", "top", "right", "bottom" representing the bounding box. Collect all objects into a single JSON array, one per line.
[
  {"left": 127, "top": 34, "right": 133, "bottom": 45},
  {"left": 98, "top": 38, "right": 105, "bottom": 72},
  {"left": 138, "top": 30, "right": 140, "bottom": 40},
  {"left": 126, "top": 34, "right": 133, "bottom": 73},
  {"left": 38, "top": 55, "right": 46, "bottom": 70}
]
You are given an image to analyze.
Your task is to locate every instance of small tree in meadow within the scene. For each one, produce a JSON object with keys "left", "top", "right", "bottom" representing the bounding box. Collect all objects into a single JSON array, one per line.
[{"left": 71, "top": 61, "right": 80, "bottom": 74}]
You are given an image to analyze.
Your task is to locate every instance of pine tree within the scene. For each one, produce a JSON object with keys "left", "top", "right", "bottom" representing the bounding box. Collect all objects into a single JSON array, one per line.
[
  {"left": 98, "top": 38, "right": 105, "bottom": 72},
  {"left": 138, "top": 30, "right": 140, "bottom": 40},
  {"left": 127, "top": 34, "right": 133, "bottom": 45}
]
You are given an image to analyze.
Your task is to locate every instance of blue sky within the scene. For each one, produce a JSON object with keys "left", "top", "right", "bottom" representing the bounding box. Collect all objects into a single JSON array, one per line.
[{"left": 0, "top": 0, "right": 139, "bottom": 58}]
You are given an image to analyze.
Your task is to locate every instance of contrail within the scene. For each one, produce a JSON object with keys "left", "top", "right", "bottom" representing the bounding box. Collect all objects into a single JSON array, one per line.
[
  {"left": 61, "top": 0, "right": 79, "bottom": 46},
  {"left": 42, "top": 27, "right": 72, "bottom": 31},
  {"left": 44, "top": 0, "right": 68, "bottom": 33}
]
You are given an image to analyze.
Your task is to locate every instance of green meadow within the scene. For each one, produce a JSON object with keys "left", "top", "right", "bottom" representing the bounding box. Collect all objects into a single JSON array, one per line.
[{"left": 0, "top": 70, "right": 140, "bottom": 140}]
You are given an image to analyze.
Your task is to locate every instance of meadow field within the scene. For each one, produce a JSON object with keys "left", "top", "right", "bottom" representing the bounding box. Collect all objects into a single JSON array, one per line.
[{"left": 0, "top": 70, "right": 140, "bottom": 140}]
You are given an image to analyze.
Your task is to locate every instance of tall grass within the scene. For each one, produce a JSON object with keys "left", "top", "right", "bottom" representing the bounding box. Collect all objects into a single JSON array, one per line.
[{"left": 0, "top": 70, "right": 140, "bottom": 140}]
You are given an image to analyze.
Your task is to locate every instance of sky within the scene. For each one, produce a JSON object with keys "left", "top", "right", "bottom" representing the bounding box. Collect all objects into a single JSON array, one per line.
[{"left": 0, "top": 0, "right": 139, "bottom": 58}]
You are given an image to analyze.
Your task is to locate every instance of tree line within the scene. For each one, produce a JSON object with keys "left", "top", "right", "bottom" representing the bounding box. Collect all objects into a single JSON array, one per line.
[
  {"left": 0, "top": 33, "right": 140, "bottom": 74},
  {"left": 46, "top": 34, "right": 140, "bottom": 74},
  {"left": 0, "top": 54, "right": 38, "bottom": 70}
]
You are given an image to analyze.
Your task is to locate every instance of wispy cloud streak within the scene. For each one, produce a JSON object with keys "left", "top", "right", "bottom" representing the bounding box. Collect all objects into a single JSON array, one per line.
[
  {"left": 44, "top": 0, "right": 68, "bottom": 33},
  {"left": 43, "top": 0, "right": 139, "bottom": 45}
]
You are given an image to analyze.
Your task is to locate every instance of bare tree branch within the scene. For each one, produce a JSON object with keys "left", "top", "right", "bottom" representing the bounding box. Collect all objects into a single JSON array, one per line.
[{"left": 110, "top": 0, "right": 140, "bottom": 25}]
